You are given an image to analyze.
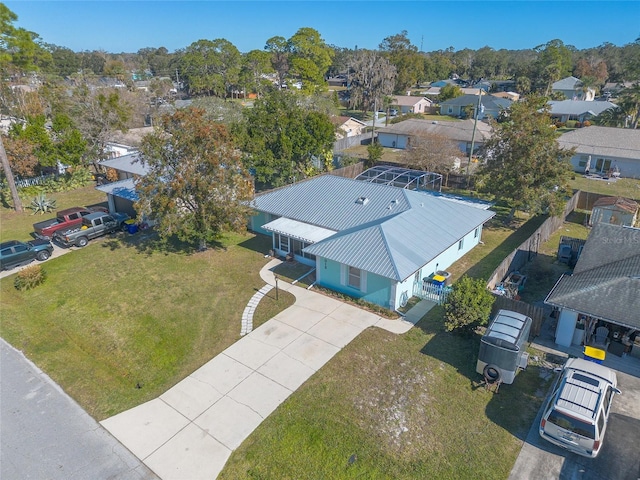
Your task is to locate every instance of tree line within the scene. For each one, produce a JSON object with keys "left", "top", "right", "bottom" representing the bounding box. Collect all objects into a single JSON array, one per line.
[{"left": 0, "top": 3, "right": 636, "bottom": 248}]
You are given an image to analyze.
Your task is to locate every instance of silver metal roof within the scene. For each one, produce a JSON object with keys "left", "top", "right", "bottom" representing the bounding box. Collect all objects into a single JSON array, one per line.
[
  {"left": 100, "top": 153, "right": 148, "bottom": 176},
  {"left": 262, "top": 217, "right": 336, "bottom": 244},
  {"left": 253, "top": 175, "right": 495, "bottom": 281}
]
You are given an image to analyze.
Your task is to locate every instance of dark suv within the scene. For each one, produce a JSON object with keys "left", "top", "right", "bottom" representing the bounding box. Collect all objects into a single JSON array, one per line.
[{"left": 0, "top": 239, "right": 54, "bottom": 271}]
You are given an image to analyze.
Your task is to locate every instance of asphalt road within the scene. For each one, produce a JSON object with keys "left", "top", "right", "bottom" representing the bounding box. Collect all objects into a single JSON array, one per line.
[
  {"left": 0, "top": 338, "right": 158, "bottom": 480},
  {"left": 509, "top": 369, "right": 640, "bottom": 480}
]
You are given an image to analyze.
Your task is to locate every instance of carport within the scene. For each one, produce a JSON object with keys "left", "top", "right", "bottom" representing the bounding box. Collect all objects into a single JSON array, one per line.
[{"left": 96, "top": 178, "right": 139, "bottom": 218}]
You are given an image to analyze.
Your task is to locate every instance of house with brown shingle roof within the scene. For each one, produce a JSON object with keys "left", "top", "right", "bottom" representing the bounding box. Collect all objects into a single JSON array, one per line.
[{"left": 557, "top": 126, "right": 640, "bottom": 177}]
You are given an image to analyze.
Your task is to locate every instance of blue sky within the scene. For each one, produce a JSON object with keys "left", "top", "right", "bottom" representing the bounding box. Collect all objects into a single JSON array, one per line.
[{"left": 6, "top": 1, "right": 639, "bottom": 54}]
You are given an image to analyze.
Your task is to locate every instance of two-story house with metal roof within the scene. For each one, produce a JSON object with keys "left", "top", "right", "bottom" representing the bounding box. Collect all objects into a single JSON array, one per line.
[{"left": 251, "top": 174, "right": 494, "bottom": 311}]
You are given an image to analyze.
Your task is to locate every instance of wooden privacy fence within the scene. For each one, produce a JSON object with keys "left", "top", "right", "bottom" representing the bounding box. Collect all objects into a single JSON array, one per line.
[
  {"left": 486, "top": 190, "right": 581, "bottom": 290},
  {"left": 491, "top": 295, "right": 545, "bottom": 339},
  {"left": 333, "top": 133, "right": 373, "bottom": 152},
  {"left": 329, "top": 162, "right": 365, "bottom": 179}
]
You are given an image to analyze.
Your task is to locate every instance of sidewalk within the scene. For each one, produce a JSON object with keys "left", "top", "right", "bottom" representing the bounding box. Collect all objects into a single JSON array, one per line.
[{"left": 102, "top": 259, "right": 425, "bottom": 480}]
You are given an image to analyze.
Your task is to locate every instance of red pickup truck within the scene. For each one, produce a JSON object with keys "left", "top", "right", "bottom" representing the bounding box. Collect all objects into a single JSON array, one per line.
[{"left": 33, "top": 206, "right": 108, "bottom": 239}]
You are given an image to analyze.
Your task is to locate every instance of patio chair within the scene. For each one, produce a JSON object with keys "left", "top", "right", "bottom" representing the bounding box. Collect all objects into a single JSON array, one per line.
[{"left": 592, "top": 326, "right": 610, "bottom": 350}]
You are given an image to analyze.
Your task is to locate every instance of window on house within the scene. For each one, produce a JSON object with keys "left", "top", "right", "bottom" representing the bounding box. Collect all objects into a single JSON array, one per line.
[
  {"left": 474, "top": 227, "right": 479, "bottom": 238},
  {"left": 348, "top": 266, "right": 361, "bottom": 289},
  {"left": 278, "top": 234, "right": 289, "bottom": 253},
  {"left": 458, "top": 239, "right": 464, "bottom": 250}
]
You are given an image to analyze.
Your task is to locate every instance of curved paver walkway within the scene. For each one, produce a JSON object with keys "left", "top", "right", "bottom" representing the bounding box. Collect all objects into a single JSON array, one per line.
[
  {"left": 101, "top": 259, "right": 425, "bottom": 480},
  {"left": 240, "top": 284, "right": 274, "bottom": 335}
]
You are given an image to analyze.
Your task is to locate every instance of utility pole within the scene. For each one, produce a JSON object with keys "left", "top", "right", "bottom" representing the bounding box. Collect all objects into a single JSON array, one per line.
[
  {"left": 466, "top": 90, "right": 483, "bottom": 189},
  {"left": 371, "top": 98, "right": 377, "bottom": 144}
]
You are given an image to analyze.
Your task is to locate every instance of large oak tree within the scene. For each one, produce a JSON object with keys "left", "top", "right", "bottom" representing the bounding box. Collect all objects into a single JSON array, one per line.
[
  {"left": 135, "top": 108, "right": 254, "bottom": 250},
  {"left": 240, "top": 90, "right": 335, "bottom": 190},
  {"left": 477, "top": 95, "right": 574, "bottom": 221}
]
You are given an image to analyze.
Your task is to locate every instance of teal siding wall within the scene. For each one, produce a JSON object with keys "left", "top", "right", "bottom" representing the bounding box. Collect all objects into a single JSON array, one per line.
[
  {"left": 250, "top": 211, "right": 272, "bottom": 236},
  {"left": 315, "top": 257, "right": 393, "bottom": 309},
  {"left": 362, "top": 271, "right": 393, "bottom": 308}
]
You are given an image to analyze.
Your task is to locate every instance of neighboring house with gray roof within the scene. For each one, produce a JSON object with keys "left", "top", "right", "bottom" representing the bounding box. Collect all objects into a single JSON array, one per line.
[
  {"left": 251, "top": 174, "right": 494, "bottom": 310},
  {"left": 557, "top": 126, "right": 640, "bottom": 178},
  {"left": 551, "top": 76, "right": 595, "bottom": 101},
  {"left": 545, "top": 223, "right": 640, "bottom": 348},
  {"left": 376, "top": 118, "right": 491, "bottom": 155},
  {"left": 547, "top": 100, "right": 616, "bottom": 123},
  {"left": 439, "top": 94, "right": 512, "bottom": 120}
]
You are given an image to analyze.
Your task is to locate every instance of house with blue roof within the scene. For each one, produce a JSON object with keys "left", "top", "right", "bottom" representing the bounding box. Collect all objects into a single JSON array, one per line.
[{"left": 251, "top": 175, "right": 495, "bottom": 310}]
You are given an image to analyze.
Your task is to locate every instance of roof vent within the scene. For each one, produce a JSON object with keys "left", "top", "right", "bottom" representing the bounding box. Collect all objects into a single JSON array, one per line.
[{"left": 356, "top": 196, "right": 369, "bottom": 205}]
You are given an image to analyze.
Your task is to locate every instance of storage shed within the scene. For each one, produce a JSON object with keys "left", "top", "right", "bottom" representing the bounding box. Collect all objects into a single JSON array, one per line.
[
  {"left": 476, "top": 309, "right": 532, "bottom": 384},
  {"left": 590, "top": 196, "right": 638, "bottom": 228}
]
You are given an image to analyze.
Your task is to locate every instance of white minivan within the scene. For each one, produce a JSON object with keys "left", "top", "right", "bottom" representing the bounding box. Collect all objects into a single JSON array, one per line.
[{"left": 539, "top": 358, "right": 621, "bottom": 458}]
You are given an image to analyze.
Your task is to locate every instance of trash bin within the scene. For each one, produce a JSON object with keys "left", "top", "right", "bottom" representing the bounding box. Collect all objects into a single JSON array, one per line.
[
  {"left": 431, "top": 275, "right": 446, "bottom": 293},
  {"left": 127, "top": 223, "right": 139, "bottom": 234},
  {"left": 583, "top": 346, "right": 606, "bottom": 364}
]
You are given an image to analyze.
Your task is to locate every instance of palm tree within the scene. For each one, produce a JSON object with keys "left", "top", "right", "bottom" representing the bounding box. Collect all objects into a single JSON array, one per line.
[{"left": 616, "top": 83, "right": 640, "bottom": 129}]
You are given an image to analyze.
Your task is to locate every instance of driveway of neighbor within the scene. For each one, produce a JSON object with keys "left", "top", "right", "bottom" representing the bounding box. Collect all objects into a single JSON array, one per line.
[
  {"left": 101, "top": 259, "right": 422, "bottom": 480},
  {"left": 0, "top": 338, "right": 158, "bottom": 480},
  {"left": 0, "top": 242, "right": 70, "bottom": 280},
  {"left": 509, "top": 362, "right": 640, "bottom": 480}
]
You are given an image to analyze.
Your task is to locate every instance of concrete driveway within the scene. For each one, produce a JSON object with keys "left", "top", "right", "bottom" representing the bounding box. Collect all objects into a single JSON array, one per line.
[
  {"left": 509, "top": 369, "right": 640, "bottom": 480},
  {"left": 101, "top": 261, "right": 419, "bottom": 480}
]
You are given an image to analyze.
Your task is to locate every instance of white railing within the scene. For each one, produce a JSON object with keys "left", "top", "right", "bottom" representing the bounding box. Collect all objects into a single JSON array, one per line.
[{"left": 413, "top": 281, "right": 450, "bottom": 305}]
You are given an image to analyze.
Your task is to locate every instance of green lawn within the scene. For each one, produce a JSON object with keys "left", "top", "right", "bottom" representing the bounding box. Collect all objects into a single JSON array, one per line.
[
  {"left": 3, "top": 175, "right": 635, "bottom": 476},
  {"left": 569, "top": 176, "right": 640, "bottom": 201},
  {"left": 1, "top": 189, "right": 295, "bottom": 419},
  {"left": 219, "top": 308, "right": 552, "bottom": 480}
]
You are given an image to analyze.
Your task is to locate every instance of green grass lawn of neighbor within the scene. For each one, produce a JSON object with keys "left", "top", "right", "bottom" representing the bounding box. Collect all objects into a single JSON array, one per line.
[
  {"left": 219, "top": 308, "right": 553, "bottom": 480},
  {"left": 1, "top": 185, "right": 109, "bottom": 241},
  {"left": 570, "top": 176, "right": 640, "bottom": 201}
]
